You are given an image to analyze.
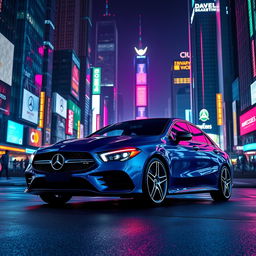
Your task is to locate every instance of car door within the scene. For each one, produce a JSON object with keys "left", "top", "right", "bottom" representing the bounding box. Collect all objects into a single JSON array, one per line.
[
  {"left": 186, "top": 124, "right": 220, "bottom": 188},
  {"left": 167, "top": 121, "right": 204, "bottom": 190}
]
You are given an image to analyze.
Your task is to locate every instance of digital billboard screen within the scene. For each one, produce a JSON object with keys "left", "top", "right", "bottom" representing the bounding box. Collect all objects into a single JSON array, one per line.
[
  {"left": 0, "top": 81, "right": 11, "bottom": 115},
  {"left": 6, "top": 120, "right": 24, "bottom": 145},
  {"left": 21, "top": 89, "right": 39, "bottom": 125},
  {"left": 0, "top": 33, "right": 14, "bottom": 86},
  {"left": 240, "top": 107, "right": 256, "bottom": 136},
  {"left": 71, "top": 63, "right": 80, "bottom": 100},
  {"left": 28, "top": 128, "right": 42, "bottom": 147}
]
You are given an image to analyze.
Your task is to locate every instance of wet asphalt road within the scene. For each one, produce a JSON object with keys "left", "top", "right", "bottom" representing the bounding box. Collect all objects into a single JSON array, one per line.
[{"left": 0, "top": 187, "right": 256, "bottom": 256}]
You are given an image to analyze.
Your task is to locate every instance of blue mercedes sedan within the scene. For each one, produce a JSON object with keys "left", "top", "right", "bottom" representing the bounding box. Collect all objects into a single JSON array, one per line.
[{"left": 25, "top": 118, "right": 233, "bottom": 205}]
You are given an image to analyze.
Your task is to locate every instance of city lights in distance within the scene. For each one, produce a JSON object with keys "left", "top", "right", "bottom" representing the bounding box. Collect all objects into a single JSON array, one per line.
[
  {"left": 173, "top": 78, "right": 190, "bottom": 84},
  {"left": 173, "top": 61, "right": 190, "bottom": 71}
]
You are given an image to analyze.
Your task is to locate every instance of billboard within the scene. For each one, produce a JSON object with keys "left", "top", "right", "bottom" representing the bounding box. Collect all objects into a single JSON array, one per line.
[
  {"left": 136, "top": 64, "right": 147, "bottom": 85},
  {"left": 0, "top": 81, "right": 11, "bottom": 115},
  {"left": 251, "top": 80, "right": 256, "bottom": 105},
  {"left": 21, "top": 89, "right": 39, "bottom": 124},
  {"left": 6, "top": 120, "right": 24, "bottom": 145},
  {"left": 92, "top": 68, "right": 101, "bottom": 95},
  {"left": 38, "top": 92, "right": 45, "bottom": 128},
  {"left": 216, "top": 93, "right": 223, "bottom": 126},
  {"left": 28, "top": 128, "right": 42, "bottom": 147},
  {"left": 67, "top": 100, "right": 80, "bottom": 131},
  {"left": 71, "top": 63, "right": 79, "bottom": 100},
  {"left": 240, "top": 107, "right": 256, "bottom": 136},
  {"left": 0, "top": 33, "right": 14, "bottom": 86},
  {"left": 52, "top": 93, "right": 67, "bottom": 119},
  {"left": 173, "top": 61, "right": 190, "bottom": 71},
  {"left": 92, "top": 95, "right": 100, "bottom": 132},
  {"left": 66, "top": 109, "right": 74, "bottom": 135},
  {"left": 136, "top": 86, "right": 147, "bottom": 106}
]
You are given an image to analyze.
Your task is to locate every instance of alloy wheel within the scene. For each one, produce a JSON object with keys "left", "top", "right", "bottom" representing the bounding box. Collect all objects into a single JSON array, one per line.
[
  {"left": 146, "top": 160, "right": 168, "bottom": 204},
  {"left": 220, "top": 166, "right": 232, "bottom": 198}
]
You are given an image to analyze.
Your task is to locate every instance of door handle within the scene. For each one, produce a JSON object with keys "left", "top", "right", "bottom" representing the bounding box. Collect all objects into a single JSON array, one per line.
[
  {"left": 193, "top": 146, "right": 199, "bottom": 151},
  {"left": 213, "top": 149, "right": 220, "bottom": 154}
]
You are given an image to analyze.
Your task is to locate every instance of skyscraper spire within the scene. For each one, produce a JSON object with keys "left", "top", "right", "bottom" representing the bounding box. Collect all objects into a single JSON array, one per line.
[
  {"left": 139, "top": 14, "right": 142, "bottom": 49},
  {"left": 105, "top": 0, "right": 110, "bottom": 16},
  {"left": 135, "top": 14, "right": 147, "bottom": 56}
]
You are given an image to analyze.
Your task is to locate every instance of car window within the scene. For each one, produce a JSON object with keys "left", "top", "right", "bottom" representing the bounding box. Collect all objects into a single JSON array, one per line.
[
  {"left": 187, "top": 124, "right": 208, "bottom": 144},
  {"left": 170, "top": 122, "right": 190, "bottom": 141},
  {"left": 204, "top": 134, "right": 215, "bottom": 146}
]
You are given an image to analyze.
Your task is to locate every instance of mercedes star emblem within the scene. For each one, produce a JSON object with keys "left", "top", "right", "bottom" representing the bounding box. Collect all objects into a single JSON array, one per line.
[
  {"left": 28, "top": 96, "right": 34, "bottom": 111},
  {"left": 51, "top": 154, "right": 65, "bottom": 170}
]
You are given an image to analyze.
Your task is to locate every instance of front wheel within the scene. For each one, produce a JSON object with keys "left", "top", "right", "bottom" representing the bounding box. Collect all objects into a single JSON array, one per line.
[
  {"left": 210, "top": 166, "right": 232, "bottom": 201},
  {"left": 143, "top": 158, "right": 168, "bottom": 205},
  {"left": 40, "top": 194, "right": 72, "bottom": 205}
]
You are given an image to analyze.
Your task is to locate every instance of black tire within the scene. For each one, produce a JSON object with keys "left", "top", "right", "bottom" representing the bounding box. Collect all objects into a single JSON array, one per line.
[
  {"left": 210, "top": 166, "right": 232, "bottom": 201},
  {"left": 142, "top": 158, "right": 169, "bottom": 205},
  {"left": 40, "top": 194, "right": 72, "bottom": 205}
]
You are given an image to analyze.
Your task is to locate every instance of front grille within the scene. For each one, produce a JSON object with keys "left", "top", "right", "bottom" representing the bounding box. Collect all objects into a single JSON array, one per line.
[{"left": 32, "top": 152, "right": 97, "bottom": 173}]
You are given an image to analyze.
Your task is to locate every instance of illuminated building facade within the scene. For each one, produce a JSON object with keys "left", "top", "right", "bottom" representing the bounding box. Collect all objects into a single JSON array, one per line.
[
  {"left": 0, "top": 0, "right": 46, "bottom": 157},
  {"left": 235, "top": 0, "right": 256, "bottom": 158},
  {"left": 189, "top": 0, "right": 236, "bottom": 150},
  {"left": 95, "top": 1, "right": 118, "bottom": 128},
  {"left": 55, "top": 0, "right": 92, "bottom": 137},
  {"left": 170, "top": 52, "right": 191, "bottom": 120},
  {"left": 52, "top": 50, "right": 81, "bottom": 141}
]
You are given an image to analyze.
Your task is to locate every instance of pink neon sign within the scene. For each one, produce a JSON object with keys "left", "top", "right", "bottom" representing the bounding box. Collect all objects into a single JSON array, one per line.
[
  {"left": 240, "top": 107, "right": 256, "bottom": 136},
  {"left": 66, "top": 109, "right": 74, "bottom": 135},
  {"left": 136, "top": 86, "right": 147, "bottom": 106}
]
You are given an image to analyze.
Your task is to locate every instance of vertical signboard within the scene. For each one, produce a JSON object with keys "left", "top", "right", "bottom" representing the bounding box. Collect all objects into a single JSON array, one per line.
[
  {"left": 71, "top": 63, "right": 80, "bottom": 100},
  {"left": 0, "top": 81, "right": 11, "bottom": 115},
  {"left": 92, "top": 67, "right": 101, "bottom": 132},
  {"left": 38, "top": 91, "right": 45, "bottom": 128},
  {"left": 92, "top": 67, "right": 101, "bottom": 95},
  {"left": 216, "top": 93, "right": 223, "bottom": 126},
  {"left": 66, "top": 109, "right": 74, "bottom": 135}
]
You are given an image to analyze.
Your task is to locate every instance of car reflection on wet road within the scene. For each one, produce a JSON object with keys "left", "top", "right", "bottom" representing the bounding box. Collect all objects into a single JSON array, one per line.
[{"left": 0, "top": 187, "right": 256, "bottom": 256}]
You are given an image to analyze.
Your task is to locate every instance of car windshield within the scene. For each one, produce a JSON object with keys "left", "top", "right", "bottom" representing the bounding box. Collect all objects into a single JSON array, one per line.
[{"left": 90, "top": 119, "right": 170, "bottom": 137}]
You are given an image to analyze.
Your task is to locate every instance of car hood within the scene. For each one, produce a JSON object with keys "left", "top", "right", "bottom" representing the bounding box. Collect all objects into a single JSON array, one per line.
[{"left": 37, "top": 135, "right": 160, "bottom": 154}]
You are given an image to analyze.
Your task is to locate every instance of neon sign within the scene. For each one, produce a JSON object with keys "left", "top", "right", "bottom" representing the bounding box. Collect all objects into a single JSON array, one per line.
[
  {"left": 216, "top": 93, "right": 223, "bottom": 126},
  {"left": 92, "top": 67, "right": 101, "bottom": 95},
  {"left": 134, "top": 47, "right": 148, "bottom": 56},
  {"left": 66, "top": 109, "right": 74, "bottom": 135},
  {"left": 194, "top": 3, "right": 217, "bottom": 12},
  {"left": 179, "top": 52, "right": 190, "bottom": 59},
  {"left": 240, "top": 107, "right": 256, "bottom": 136},
  {"left": 136, "top": 86, "right": 147, "bottom": 106}
]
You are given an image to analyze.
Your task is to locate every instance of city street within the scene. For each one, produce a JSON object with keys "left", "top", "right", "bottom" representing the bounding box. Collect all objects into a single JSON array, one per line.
[{"left": 0, "top": 186, "right": 256, "bottom": 256}]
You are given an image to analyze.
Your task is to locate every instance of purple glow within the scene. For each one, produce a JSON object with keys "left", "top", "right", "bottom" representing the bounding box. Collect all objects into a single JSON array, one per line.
[
  {"left": 136, "top": 86, "right": 147, "bottom": 106},
  {"left": 103, "top": 100, "right": 108, "bottom": 127},
  {"left": 35, "top": 74, "right": 43, "bottom": 89}
]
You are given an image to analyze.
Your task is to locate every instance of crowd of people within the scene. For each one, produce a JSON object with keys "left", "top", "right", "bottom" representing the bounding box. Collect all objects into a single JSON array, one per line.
[{"left": 0, "top": 151, "right": 30, "bottom": 179}]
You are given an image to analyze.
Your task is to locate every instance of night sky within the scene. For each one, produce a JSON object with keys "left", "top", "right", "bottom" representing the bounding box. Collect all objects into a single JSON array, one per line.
[{"left": 93, "top": 0, "right": 188, "bottom": 121}]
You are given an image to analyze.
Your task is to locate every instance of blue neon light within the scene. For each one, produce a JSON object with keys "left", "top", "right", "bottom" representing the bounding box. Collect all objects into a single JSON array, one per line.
[
  {"left": 243, "top": 143, "right": 256, "bottom": 152},
  {"left": 6, "top": 120, "right": 24, "bottom": 145}
]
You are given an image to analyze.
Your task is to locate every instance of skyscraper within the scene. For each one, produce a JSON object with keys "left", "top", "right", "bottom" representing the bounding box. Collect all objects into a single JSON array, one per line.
[
  {"left": 189, "top": 0, "right": 236, "bottom": 150},
  {"left": 134, "top": 15, "right": 148, "bottom": 120},
  {"left": 54, "top": 0, "right": 92, "bottom": 138},
  {"left": 235, "top": 0, "right": 256, "bottom": 160},
  {"left": 170, "top": 51, "right": 191, "bottom": 120},
  {"left": 95, "top": 0, "right": 118, "bottom": 127}
]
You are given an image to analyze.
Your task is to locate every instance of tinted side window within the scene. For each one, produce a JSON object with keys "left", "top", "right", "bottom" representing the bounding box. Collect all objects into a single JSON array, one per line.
[
  {"left": 170, "top": 122, "right": 190, "bottom": 141},
  {"left": 188, "top": 124, "right": 207, "bottom": 144}
]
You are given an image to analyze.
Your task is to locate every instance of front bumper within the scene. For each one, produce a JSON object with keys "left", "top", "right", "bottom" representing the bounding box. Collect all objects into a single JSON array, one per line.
[{"left": 25, "top": 152, "right": 146, "bottom": 196}]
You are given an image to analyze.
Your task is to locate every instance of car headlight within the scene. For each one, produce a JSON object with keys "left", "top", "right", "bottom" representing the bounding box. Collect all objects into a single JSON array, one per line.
[{"left": 99, "top": 148, "right": 141, "bottom": 162}]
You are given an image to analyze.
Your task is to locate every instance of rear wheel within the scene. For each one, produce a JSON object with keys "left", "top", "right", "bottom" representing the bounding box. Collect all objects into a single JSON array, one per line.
[
  {"left": 210, "top": 166, "right": 232, "bottom": 201},
  {"left": 40, "top": 194, "right": 72, "bottom": 205},
  {"left": 143, "top": 158, "right": 168, "bottom": 205}
]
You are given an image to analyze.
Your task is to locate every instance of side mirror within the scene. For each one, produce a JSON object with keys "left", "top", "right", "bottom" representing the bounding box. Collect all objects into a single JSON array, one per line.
[{"left": 175, "top": 131, "right": 192, "bottom": 142}]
